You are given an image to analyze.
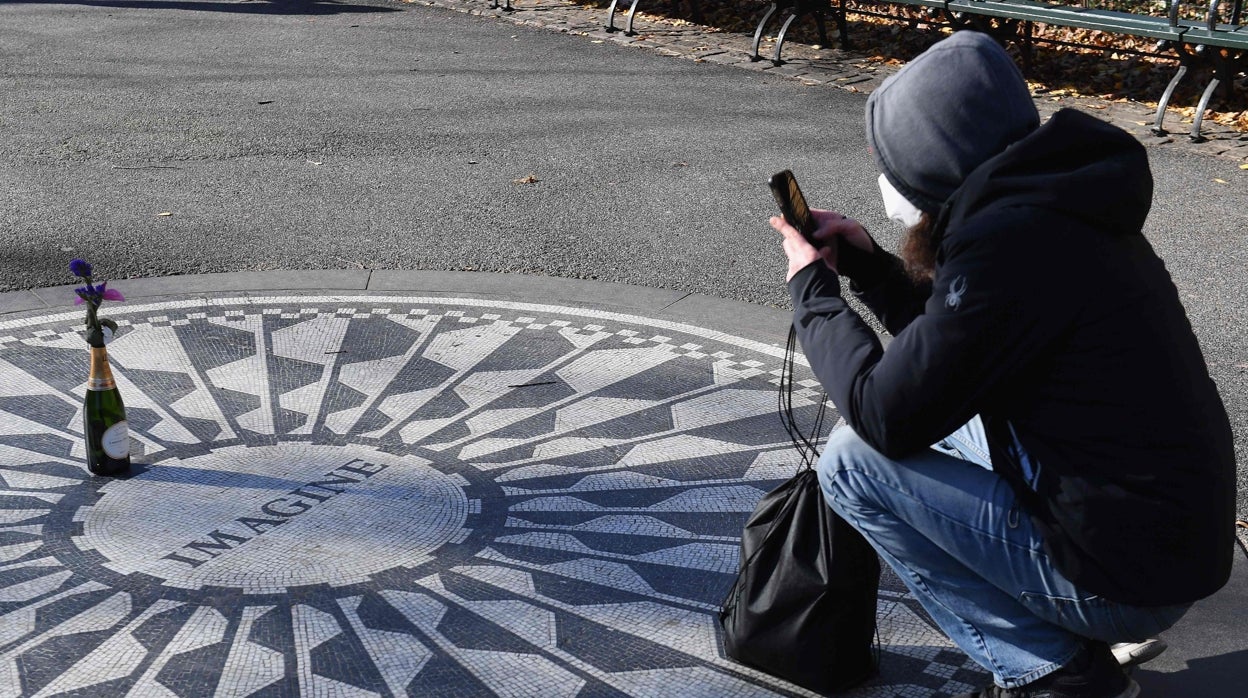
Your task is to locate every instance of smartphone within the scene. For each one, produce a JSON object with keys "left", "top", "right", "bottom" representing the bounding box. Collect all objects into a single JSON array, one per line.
[{"left": 768, "top": 170, "right": 819, "bottom": 245}]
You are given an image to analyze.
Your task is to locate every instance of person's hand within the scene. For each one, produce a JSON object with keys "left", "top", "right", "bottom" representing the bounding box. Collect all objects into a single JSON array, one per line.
[{"left": 771, "top": 209, "right": 873, "bottom": 282}]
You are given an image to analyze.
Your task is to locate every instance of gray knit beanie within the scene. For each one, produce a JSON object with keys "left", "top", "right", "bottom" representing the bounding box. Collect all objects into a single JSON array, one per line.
[{"left": 865, "top": 31, "right": 1039, "bottom": 214}]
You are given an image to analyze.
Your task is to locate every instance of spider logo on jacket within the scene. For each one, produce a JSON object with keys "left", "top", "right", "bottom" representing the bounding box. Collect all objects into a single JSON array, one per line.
[{"left": 945, "top": 275, "right": 969, "bottom": 311}]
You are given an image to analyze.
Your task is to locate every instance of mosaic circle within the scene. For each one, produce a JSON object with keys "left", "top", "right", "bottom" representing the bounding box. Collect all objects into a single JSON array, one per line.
[
  {"left": 76, "top": 444, "right": 470, "bottom": 593},
  {"left": 0, "top": 295, "right": 984, "bottom": 697}
]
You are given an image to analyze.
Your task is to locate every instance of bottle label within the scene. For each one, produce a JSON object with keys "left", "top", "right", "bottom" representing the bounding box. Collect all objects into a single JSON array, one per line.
[
  {"left": 102, "top": 421, "right": 130, "bottom": 459},
  {"left": 87, "top": 377, "right": 117, "bottom": 391}
]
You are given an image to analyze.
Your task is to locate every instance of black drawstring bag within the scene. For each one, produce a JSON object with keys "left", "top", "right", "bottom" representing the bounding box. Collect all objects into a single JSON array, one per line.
[{"left": 719, "top": 328, "right": 881, "bottom": 694}]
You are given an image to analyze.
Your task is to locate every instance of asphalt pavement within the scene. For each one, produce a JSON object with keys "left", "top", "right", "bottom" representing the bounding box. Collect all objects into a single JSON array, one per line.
[{"left": 1, "top": 0, "right": 1245, "bottom": 516}]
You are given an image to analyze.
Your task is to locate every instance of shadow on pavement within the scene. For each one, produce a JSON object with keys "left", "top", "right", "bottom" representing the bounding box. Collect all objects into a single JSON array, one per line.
[
  {"left": 127, "top": 463, "right": 427, "bottom": 500},
  {"left": 14, "top": 0, "right": 399, "bottom": 14},
  {"left": 1132, "top": 540, "right": 1248, "bottom": 696},
  {"left": 1136, "top": 649, "right": 1248, "bottom": 697}
]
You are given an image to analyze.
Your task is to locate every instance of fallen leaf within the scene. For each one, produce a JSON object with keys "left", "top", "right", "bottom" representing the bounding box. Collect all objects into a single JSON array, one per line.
[
  {"left": 514, "top": 174, "right": 540, "bottom": 184},
  {"left": 306, "top": 159, "right": 323, "bottom": 166},
  {"left": 1214, "top": 178, "right": 1228, "bottom": 184},
  {"left": 157, "top": 212, "right": 173, "bottom": 216},
  {"left": 257, "top": 100, "right": 274, "bottom": 105},
  {"left": 1240, "top": 164, "right": 1248, "bottom": 170},
  {"left": 672, "top": 161, "right": 688, "bottom": 168}
]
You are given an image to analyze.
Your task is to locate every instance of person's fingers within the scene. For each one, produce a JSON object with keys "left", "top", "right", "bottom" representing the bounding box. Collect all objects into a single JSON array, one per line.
[
  {"left": 781, "top": 236, "right": 807, "bottom": 259},
  {"left": 812, "top": 217, "right": 859, "bottom": 242},
  {"left": 770, "top": 215, "right": 800, "bottom": 238},
  {"left": 772, "top": 216, "right": 815, "bottom": 250}
]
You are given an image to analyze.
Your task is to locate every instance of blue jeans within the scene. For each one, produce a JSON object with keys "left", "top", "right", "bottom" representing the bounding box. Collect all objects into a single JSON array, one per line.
[{"left": 817, "top": 418, "right": 1191, "bottom": 688}]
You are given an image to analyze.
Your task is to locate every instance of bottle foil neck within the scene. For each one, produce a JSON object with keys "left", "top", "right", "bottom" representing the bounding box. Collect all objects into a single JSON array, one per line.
[{"left": 88, "top": 346, "right": 116, "bottom": 391}]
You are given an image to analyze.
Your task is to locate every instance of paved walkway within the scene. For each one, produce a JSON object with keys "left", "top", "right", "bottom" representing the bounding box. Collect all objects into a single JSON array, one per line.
[
  {"left": 415, "top": 0, "right": 1248, "bottom": 162},
  {"left": 0, "top": 272, "right": 1244, "bottom": 697}
]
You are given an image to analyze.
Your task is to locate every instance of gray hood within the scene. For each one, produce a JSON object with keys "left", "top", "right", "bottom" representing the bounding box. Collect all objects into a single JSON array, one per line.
[{"left": 865, "top": 31, "right": 1040, "bottom": 214}]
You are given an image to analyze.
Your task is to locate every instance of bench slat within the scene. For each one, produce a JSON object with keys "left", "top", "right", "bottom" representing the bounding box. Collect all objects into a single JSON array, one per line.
[
  {"left": 1177, "top": 23, "right": 1248, "bottom": 48},
  {"left": 945, "top": 0, "right": 1189, "bottom": 40}
]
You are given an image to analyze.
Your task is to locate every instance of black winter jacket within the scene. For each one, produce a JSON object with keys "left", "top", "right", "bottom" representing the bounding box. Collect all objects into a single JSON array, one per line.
[{"left": 789, "top": 109, "right": 1236, "bottom": 607}]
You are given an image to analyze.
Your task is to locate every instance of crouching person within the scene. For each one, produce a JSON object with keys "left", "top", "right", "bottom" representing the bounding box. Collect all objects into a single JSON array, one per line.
[{"left": 772, "top": 31, "right": 1236, "bottom": 698}]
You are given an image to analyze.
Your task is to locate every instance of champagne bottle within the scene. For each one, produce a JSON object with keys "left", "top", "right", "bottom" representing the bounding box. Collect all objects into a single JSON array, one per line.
[{"left": 84, "top": 345, "right": 131, "bottom": 476}]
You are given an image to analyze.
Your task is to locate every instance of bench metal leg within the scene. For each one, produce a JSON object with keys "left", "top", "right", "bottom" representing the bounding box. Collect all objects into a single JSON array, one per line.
[
  {"left": 605, "top": 0, "right": 624, "bottom": 32},
  {"left": 754, "top": 1, "right": 840, "bottom": 63},
  {"left": 689, "top": 0, "right": 704, "bottom": 24},
  {"left": 1021, "top": 21, "right": 1034, "bottom": 74},
  {"left": 1215, "top": 49, "right": 1244, "bottom": 102},
  {"left": 1190, "top": 75, "right": 1220, "bottom": 142},
  {"left": 835, "top": 0, "right": 850, "bottom": 49},
  {"left": 811, "top": 3, "right": 830, "bottom": 48},
  {"left": 751, "top": 3, "right": 780, "bottom": 62},
  {"left": 624, "top": 0, "right": 642, "bottom": 35},
  {"left": 608, "top": 0, "right": 700, "bottom": 35},
  {"left": 605, "top": 0, "right": 640, "bottom": 34},
  {"left": 1152, "top": 63, "right": 1188, "bottom": 135},
  {"left": 772, "top": 11, "right": 801, "bottom": 65},
  {"left": 773, "top": 2, "right": 836, "bottom": 64}
]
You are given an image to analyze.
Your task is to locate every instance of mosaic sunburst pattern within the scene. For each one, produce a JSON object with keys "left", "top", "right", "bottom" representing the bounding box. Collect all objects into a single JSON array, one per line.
[{"left": 0, "top": 295, "right": 986, "bottom": 697}]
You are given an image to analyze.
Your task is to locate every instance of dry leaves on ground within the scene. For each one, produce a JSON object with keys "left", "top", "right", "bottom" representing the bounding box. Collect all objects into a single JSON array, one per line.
[{"left": 569, "top": 0, "right": 1246, "bottom": 133}]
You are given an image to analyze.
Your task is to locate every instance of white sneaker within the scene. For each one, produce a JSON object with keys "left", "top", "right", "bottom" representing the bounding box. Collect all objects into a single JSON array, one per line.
[{"left": 1111, "top": 638, "right": 1168, "bottom": 668}]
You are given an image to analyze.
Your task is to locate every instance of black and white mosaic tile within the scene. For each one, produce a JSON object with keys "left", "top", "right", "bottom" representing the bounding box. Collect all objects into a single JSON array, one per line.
[{"left": 0, "top": 296, "right": 987, "bottom": 697}]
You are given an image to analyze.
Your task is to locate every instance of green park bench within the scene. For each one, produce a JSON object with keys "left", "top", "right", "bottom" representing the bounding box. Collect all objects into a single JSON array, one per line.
[
  {"left": 933, "top": 0, "right": 1246, "bottom": 139},
  {"left": 588, "top": 0, "right": 1244, "bottom": 140}
]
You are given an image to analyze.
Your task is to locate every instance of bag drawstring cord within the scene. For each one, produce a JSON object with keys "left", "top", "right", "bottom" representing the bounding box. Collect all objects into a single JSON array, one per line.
[{"left": 779, "top": 325, "right": 828, "bottom": 471}]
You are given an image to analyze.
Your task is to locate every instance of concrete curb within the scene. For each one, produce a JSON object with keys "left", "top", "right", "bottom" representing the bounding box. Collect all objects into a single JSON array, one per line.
[{"left": 0, "top": 269, "right": 795, "bottom": 348}]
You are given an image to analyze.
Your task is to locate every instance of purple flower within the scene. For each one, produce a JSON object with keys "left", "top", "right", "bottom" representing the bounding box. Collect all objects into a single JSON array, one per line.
[
  {"left": 73, "top": 282, "right": 123, "bottom": 306},
  {"left": 98, "top": 282, "right": 124, "bottom": 302},
  {"left": 70, "top": 261, "right": 122, "bottom": 346}
]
